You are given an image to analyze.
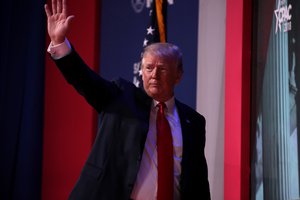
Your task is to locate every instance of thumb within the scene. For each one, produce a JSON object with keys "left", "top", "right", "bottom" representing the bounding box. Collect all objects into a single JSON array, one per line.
[{"left": 65, "top": 15, "right": 75, "bottom": 27}]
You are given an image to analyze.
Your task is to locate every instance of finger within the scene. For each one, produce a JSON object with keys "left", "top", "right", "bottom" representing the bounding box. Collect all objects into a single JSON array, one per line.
[
  {"left": 57, "top": 0, "right": 62, "bottom": 13},
  {"left": 62, "top": 0, "right": 68, "bottom": 15},
  {"left": 52, "top": 0, "right": 57, "bottom": 14},
  {"left": 65, "top": 15, "right": 74, "bottom": 32},
  {"left": 44, "top": 4, "right": 52, "bottom": 17}
]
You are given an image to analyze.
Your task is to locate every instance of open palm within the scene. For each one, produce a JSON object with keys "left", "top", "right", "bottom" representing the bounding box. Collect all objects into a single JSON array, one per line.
[{"left": 44, "top": 0, "right": 74, "bottom": 45}]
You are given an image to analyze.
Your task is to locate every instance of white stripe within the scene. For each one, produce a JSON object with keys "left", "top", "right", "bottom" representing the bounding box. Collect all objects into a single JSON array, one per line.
[{"left": 196, "top": 0, "right": 226, "bottom": 199}]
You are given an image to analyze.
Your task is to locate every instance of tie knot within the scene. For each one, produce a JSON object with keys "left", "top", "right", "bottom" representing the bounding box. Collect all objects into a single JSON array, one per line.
[{"left": 157, "top": 102, "right": 166, "bottom": 114}]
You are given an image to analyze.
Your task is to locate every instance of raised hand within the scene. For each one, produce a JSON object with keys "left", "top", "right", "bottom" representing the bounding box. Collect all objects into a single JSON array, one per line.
[{"left": 44, "top": 0, "right": 74, "bottom": 45}]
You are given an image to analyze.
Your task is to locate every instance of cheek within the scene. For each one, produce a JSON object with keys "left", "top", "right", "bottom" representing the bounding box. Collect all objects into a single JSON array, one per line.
[
  {"left": 141, "top": 72, "right": 146, "bottom": 82},
  {"left": 142, "top": 73, "right": 150, "bottom": 82},
  {"left": 142, "top": 75, "right": 150, "bottom": 88}
]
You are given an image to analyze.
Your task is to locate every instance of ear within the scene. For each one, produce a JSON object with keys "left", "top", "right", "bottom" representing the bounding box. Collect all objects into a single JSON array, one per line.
[{"left": 175, "top": 70, "right": 183, "bottom": 85}]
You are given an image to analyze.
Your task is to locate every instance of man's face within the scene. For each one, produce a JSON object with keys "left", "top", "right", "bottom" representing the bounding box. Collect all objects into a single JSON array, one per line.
[{"left": 142, "top": 53, "right": 182, "bottom": 102}]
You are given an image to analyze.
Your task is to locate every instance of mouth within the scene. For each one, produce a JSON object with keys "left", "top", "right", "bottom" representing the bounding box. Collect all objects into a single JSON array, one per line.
[{"left": 149, "top": 83, "right": 159, "bottom": 87}]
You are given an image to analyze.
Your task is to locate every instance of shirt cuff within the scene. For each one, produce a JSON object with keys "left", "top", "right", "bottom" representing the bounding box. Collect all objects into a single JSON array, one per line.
[{"left": 47, "top": 38, "right": 72, "bottom": 60}]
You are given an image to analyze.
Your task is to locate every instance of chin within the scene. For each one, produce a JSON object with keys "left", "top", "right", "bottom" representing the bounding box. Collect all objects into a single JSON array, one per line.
[
  {"left": 146, "top": 91, "right": 160, "bottom": 99},
  {"left": 149, "top": 90, "right": 161, "bottom": 96}
]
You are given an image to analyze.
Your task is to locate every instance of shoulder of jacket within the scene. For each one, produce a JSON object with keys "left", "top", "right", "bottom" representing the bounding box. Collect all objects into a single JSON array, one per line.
[{"left": 175, "top": 99, "right": 206, "bottom": 121}]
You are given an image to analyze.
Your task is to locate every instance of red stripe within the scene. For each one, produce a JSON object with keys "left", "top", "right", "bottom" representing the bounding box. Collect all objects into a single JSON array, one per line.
[
  {"left": 225, "top": 0, "right": 251, "bottom": 199},
  {"left": 42, "top": 0, "right": 100, "bottom": 199}
]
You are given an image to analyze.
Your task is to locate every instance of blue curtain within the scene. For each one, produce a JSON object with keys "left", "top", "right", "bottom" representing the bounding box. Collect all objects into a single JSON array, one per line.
[{"left": 0, "top": 0, "right": 46, "bottom": 199}]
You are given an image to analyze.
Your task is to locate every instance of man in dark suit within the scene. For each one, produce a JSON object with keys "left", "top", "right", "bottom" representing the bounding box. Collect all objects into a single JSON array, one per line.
[{"left": 45, "top": 0, "right": 210, "bottom": 199}]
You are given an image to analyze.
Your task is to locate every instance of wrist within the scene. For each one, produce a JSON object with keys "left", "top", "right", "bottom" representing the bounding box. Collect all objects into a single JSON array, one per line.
[
  {"left": 47, "top": 38, "right": 71, "bottom": 59},
  {"left": 51, "top": 37, "right": 65, "bottom": 46}
]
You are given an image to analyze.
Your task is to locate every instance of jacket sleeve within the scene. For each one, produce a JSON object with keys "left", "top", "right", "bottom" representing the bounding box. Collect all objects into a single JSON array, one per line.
[{"left": 53, "top": 48, "right": 120, "bottom": 113}]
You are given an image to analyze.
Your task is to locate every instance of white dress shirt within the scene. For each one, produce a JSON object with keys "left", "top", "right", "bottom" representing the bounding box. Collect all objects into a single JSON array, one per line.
[{"left": 131, "top": 98, "right": 183, "bottom": 200}]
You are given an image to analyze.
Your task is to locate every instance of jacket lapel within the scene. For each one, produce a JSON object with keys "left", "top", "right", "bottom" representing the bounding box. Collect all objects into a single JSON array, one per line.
[
  {"left": 175, "top": 100, "right": 193, "bottom": 192},
  {"left": 175, "top": 99, "right": 191, "bottom": 146}
]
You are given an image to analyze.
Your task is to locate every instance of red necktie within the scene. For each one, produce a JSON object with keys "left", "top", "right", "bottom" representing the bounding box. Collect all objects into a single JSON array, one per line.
[{"left": 156, "top": 102, "right": 174, "bottom": 200}]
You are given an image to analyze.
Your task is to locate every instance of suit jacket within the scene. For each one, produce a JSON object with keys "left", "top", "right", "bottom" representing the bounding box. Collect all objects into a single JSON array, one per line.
[{"left": 55, "top": 49, "right": 210, "bottom": 200}]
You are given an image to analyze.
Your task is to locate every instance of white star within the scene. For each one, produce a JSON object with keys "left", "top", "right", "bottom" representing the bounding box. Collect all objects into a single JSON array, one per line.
[
  {"left": 134, "top": 79, "right": 140, "bottom": 87},
  {"left": 149, "top": 9, "right": 153, "bottom": 16},
  {"left": 139, "top": 69, "right": 142, "bottom": 76},
  {"left": 147, "top": 26, "right": 155, "bottom": 35},
  {"left": 143, "top": 39, "right": 148, "bottom": 47}
]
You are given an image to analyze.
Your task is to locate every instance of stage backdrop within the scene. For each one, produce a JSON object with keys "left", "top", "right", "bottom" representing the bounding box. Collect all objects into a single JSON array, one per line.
[
  {"left": 99, "top": 0, "right": 199, "bottom": 108},
  {"left": 0, "top": 0, "right": 45, "bottom": 199},
  {"left": 251, "top": 0, "right": 300, "bottom": 199}
]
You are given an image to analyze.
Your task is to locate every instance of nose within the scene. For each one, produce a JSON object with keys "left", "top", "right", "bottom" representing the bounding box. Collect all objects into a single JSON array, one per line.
[{"left": 151, "top": 67, "right": 159, "bottom": 78}]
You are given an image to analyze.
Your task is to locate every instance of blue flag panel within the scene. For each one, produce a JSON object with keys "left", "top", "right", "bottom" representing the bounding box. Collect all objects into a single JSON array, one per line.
[{"left": 99, "top": 0, "right": 199, "bottom": 108}]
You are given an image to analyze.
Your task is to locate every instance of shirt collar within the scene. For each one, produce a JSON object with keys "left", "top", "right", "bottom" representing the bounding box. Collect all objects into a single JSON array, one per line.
[{"left": 152, "top": 97, "right": 175, "bottom": 115}]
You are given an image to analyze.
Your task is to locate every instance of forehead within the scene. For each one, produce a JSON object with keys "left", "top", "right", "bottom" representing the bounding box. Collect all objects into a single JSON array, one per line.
[{"left": 142, "top": 53, "right": 175, "bottom": 65}]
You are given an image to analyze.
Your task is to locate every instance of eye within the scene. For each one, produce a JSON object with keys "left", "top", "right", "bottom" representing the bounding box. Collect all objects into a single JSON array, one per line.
[
  {"left": 158, "top": 66, "right": 168, "bottom": 73},
  {"left": 145, "top": 65, "right": 154, "bottom": 72},
  {"left": 160, "top": 68, "right": 167, "bottom": 72}
]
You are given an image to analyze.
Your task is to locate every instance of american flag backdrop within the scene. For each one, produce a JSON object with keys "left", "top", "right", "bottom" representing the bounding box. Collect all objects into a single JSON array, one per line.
[
  {"left": 133, "top": 0, "right": 168, "bottom": 88},
  {"left": 100, "top": 0, "right": 198, "bottom": 109}
]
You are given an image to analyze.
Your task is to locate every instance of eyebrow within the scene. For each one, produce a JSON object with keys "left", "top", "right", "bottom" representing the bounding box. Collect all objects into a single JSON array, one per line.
[{"left": 144, "top": 61, "right": 166, "bottom": 66}]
